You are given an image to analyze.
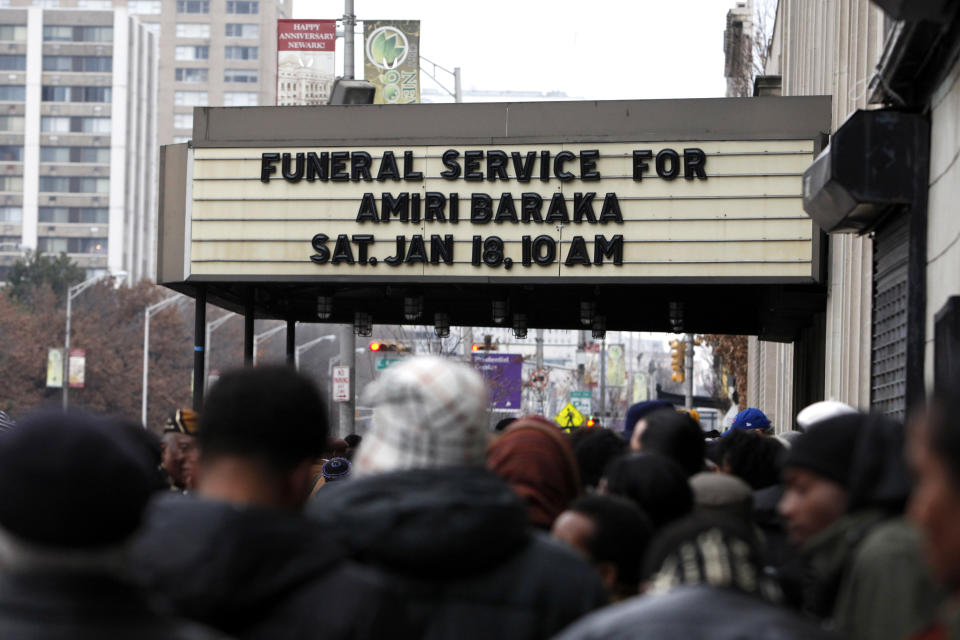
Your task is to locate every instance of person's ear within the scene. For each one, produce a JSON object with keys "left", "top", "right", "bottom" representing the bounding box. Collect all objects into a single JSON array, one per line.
[
  {"left": 284, "top": 460, "right": 315, "bottom": 509},
  {"left": 595, "top": 561, "right": 618, "bottom": 593}
]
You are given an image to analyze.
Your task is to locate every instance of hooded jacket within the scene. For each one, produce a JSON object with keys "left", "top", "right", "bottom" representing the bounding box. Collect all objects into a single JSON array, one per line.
[
  {"left": 553, "top": 585, "right": 839, "bottom": 640},
  {"left": 795, "top": 415, "right": 942, "bottom": 639},
  {"left": 0, "top": 570, "right": 227, "bottom": 640},
  {"left": 131, "top": 493, "right": 402, "bottom": 640},
  {"left": 306, "top": 466, "right": 608, "bottom": 639}
]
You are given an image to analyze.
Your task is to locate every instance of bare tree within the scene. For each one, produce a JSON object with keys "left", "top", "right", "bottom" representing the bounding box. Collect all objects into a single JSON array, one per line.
[{"left": 753, "top": 0, "right": 777, "bottom": 77}]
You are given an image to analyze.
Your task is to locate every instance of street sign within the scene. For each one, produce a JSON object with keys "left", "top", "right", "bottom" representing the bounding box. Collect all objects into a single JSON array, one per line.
[
  {"left": 332, "top": 365, "right": 350, "bottom": 402},
  {"left": 554, "top": 403, "right": 585, "bottom": 429},
  {"left": 530, "top": 368, "right": 549, "bottom": 390},
  {"left": 570, "top": 390, "right": 592, "bottom": 416},
  {"left": 376, "top": 357, "right": 403, "bottom": 370}
]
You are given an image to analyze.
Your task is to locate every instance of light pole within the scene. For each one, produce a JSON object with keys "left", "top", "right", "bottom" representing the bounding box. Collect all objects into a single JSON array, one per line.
[
  {"left": 295, "top": 334, "right": 337, "bottom": 372},
  {"left": 253, "top": 322, "right": 291, "bottom": 365},
  {"left": 63, "top": 270, "right": 126, "bottom": 410},
  {"left": 141, "top": 293, "right": 187, "bottom": 426},
  {"left": 421, "top": 55, "right": 462, "bottom": 103},
  {"left": 203, "top": 312, "right": 237, "bottom": 392}
]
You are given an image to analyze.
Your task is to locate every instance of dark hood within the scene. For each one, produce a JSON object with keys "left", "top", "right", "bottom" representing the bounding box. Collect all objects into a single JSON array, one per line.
[
  {"left": 847, "top": 413, "right": 911, "bottom": 513},
  {"left": 306, "top": 467, "right": 531, "bottom": 578},
  {"left": 131, "top": 493, "right": 347, "bottom": 631}
]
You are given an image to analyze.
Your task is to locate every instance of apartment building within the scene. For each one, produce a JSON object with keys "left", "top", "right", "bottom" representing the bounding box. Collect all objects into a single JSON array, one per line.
[
  {"left": 124, "top": 0, "right": 288, "bottom": 145},
  {"left": 0, "top": 5, "right": 157, "bottom": 282},
  {"left": 0, "top": 0, "right": 286, "bottom": 283}
]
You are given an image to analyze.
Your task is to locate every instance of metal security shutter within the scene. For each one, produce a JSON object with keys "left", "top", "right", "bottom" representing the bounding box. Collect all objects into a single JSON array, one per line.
[{"left": 871, "top": 214, "right": 910, "bottom": 420}]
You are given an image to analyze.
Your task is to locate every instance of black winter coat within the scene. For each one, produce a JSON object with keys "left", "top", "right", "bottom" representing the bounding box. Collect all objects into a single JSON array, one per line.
[
  {"left": 0, "top": 571, "right": 226, "bottom": 640},
  {"left": 306, "top": 466, "right": 608, "bottom": 640},
  {"left": 131, "top": 493, "right": 404, "bottom": 640},
  {"left": 554, "top": 585, "right": 839, "bottom": 640}
]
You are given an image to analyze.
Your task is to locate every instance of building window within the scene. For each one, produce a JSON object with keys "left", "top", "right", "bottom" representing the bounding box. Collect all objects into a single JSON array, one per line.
[
  {"left": 223, "top": 91, "right": 257, "bottom": 107},
  {"left": 0, "top": 55, "right": 25, "bottom": 71},
  {"left": 41, "top": 86, "right": 111, "bottom": 102},
  {"left": 34, "top": 0, "right": 59, "bottom": 7},
  {"left": 0, "top": 115, "right": 23, "bottom": 132},
  {"left": 174, "top": 90, "right": 207, "bottom": 106},
  {"left": 0, "top": 85, "right": 23, "bottom": 101},
  {"left": 226, "top": 1, "right": 258, "bottom": 13},
  {"left": 176, "top": 0, "right": 209, "bottom": 13},
  {"left": 0, "top": 176, "right": 22, "bottom": 191},
  {"left": 225, "top": 46, "right": 257, "bottom": 60},
  {"left": 42, "top": 56, "right": 113, "bottom": 72},
  {"left": 175, "top": 45, "right": 209, "bottom": 61},
  {"left": 40, "top": 146, "right": 110, "bottom": 163},
  {"left": 175, "top": 22, "right": 210, "bottom": 38},
  {"left": 38, "top": 177, "right": 109, "bottom": 193},
  {"left": 224, "top": 68, "right": 258, "bottom": 83},
  {"left": 172, "top": 135, "right": 191, "bottom": 143},
  {"left": 0, "top": 25, "right": 26, "bottom": 42},
  {"left": 77, "top": 0, "right": 112, "bottom": 8},
  {"left": 0, "top": 206, "right": 21, "bottom": 222},
  {"left": 225, "top": 23, "right": 259, "bottom": 38},
  {"left": 41, "top": 116, "right": 111, "bottom": 133},
  {"left": 0, "top": 85, "right": 24, "bottom": 101},
  {"left": 43, "top": 26, "right": 113, "bottom": 42},
  {"left": 174, "top": 67, "right": 208, "bottom": 83},
  {"left": 0, "top": 145, "right": 22, "bottom": 161},
  {"left": 39, "top": 206, "right": 108, "bottom": 223},
  {"left": 173, "top": 113, "right": 193, "bottom": 129},
  {"left": 37, "top": 237, "right": 108, "bottom": 254},
  {"left": 127, "top": 0, "right": 161, "bottom": 14}
]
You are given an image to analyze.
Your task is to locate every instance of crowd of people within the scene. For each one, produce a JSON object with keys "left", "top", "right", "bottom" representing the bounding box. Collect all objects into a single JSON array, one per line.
[{"left": 0, "top": 354, "right": 958, "bottom": 639}]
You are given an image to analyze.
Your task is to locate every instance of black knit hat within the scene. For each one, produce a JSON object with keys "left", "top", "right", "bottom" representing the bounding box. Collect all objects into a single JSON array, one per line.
[
  {"left": 782, "top": 413, "right": 864, "bottom": 487},
  {"left": 0, "top": 410, "right": 155, "bottom": 549}
]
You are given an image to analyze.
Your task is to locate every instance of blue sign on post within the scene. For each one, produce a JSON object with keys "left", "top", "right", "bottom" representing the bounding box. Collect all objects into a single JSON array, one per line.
[{"left": 471, "top": 353, "right": 523, "bottom": 410}]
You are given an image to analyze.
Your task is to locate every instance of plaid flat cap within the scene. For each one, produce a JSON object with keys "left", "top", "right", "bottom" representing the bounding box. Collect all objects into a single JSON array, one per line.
[
  {"left": 0, "top": 410, "right": 14, "bottom": 435},
  {"left": 354, "top": 356, "right": 489, "bottom": 476}
]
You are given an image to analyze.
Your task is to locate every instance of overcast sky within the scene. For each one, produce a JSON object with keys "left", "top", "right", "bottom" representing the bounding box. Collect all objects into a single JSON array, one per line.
[{"left": 292, "top": 0, "right": 733, "bottom": 100}]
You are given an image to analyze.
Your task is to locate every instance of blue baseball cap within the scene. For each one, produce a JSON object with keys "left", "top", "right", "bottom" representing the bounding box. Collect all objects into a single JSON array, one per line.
[{"left": 723, "top": 408, "right": 771, "bottom": 436}]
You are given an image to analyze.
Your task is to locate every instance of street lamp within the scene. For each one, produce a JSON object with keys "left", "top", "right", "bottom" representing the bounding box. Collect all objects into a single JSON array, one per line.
[
  {"left": 294, "top": 334, "right": 336, "bottom": 371},
  {"left": 203, "top": 312, "right": 237, "bottom": 392},
  {"left": 141, "top": 293, "right": 187, "bottom": 426},
  {"left": 63, "top": 270, "right": 127, "bottom": 410},
  {"left": 253, "top": 322, "right": 292, "bottom": 365}
]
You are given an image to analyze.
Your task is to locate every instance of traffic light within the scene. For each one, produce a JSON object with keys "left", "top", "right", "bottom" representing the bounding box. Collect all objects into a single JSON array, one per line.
[
  {"left": 472, "top": 334, "right": 498, "bottom": 351},
  {"left": 670, "top": 338, "right": 686, "bottom": 383},
  {"left": 586, "top": 416, "right": 598, "bottom": 428},
  {"left": 369, "top": 341, "right": 410, "bottom": 352}
]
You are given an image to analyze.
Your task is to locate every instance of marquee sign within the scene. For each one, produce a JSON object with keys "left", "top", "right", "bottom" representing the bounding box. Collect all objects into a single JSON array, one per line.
[{"left": 187, "top": 138, "right": 816, "bottom": 281}]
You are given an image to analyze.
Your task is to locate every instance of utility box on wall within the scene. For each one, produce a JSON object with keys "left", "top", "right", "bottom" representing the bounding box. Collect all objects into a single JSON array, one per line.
[{"left": 802, "top": 110, "right": 929, "bottom": 233}]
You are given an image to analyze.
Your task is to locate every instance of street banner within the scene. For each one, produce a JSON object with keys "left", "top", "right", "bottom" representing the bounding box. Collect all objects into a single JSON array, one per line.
[
  {"left": 607, "top": 344, "right": 626, "bottom": 386},
  {"left": 276, "top": 19, "right": 336, "bottom": 106},
  {"left": 472, "top": 353, "right": 522, "bottom": 410},
  {"left": 332, "top": 365, "right": 350, "bottom": 402},
  {"left": 632, "top": 372, "right": 648, "bottom": 402},
  {"left": 45, "top": 348, "right": 63, "bottom": 388},
  {"left": 68, "top": 348, "right": 85, "bottom": 389},
  {"left": 363, "top": 19, "right": 420, "bottom": 104}
]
